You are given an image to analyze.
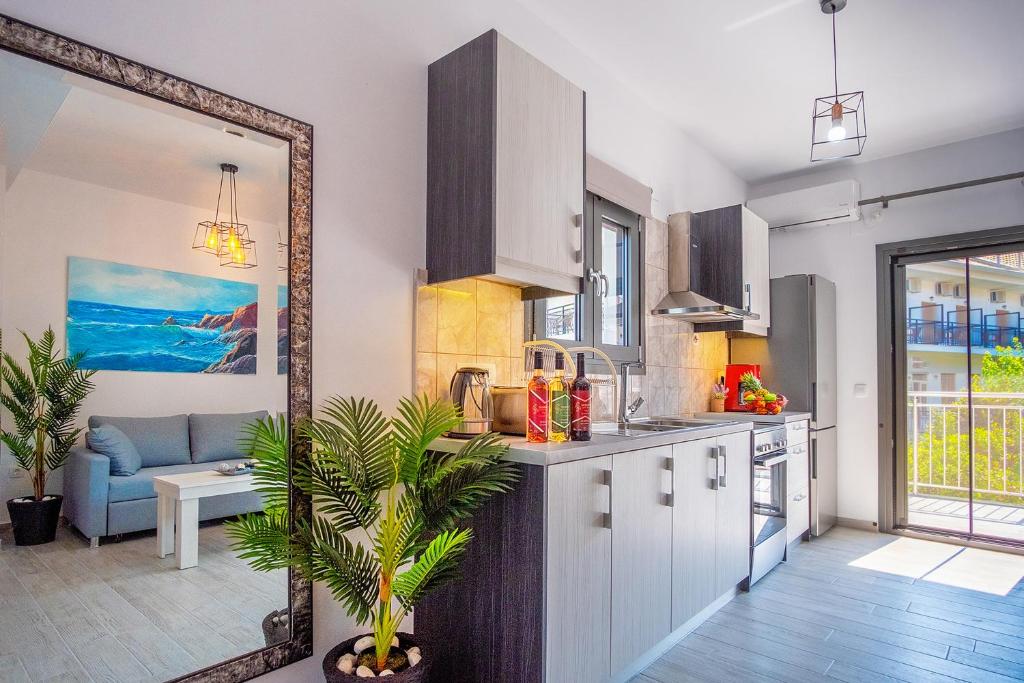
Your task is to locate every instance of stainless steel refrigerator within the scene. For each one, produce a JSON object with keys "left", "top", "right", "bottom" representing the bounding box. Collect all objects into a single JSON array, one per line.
[{"left": 731, "top": 274, "right": 838, "bottom": 536}]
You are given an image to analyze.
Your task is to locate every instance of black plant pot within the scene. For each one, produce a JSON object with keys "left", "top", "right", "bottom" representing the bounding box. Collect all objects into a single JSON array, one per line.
[
  {"left": 6, "top": 494, "right": 62, "bottom": 546},
  {"left": 323, "top": 632, "right": 427, "bottom": 682}
]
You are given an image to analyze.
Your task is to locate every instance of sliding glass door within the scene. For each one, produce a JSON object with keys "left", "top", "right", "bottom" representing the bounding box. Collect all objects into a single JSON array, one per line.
[{"left": 898, "top": 249, "right": 1024, "bottom": 543}]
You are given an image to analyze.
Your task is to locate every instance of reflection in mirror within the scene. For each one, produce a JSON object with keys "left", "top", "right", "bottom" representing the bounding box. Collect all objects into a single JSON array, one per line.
[{"left": 0, "top": 46, "right": 290, "bottom": 681}]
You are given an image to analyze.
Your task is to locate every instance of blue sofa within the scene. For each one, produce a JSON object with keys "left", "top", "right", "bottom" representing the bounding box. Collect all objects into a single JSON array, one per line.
[{"left": 63, "top": 412, "right": 269, "bottom": 544}]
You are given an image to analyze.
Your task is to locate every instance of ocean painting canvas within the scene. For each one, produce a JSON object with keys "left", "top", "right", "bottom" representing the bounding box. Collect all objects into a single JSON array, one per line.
[{"left": 66, "top": 257, "right": 258, "bottom": 374}]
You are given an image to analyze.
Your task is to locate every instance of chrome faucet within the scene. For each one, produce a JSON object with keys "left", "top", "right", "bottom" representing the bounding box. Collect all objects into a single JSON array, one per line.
[{"left": 619, "top": 361, "right": 645, "bottom": 424}]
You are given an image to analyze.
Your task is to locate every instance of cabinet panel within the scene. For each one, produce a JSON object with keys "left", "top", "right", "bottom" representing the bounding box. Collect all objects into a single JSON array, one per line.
[
  {"left": 546, "top": 456, "right": 612, "bottom": 683},
  {"left": 611, "top": 446, "right": 673, "bottom": 675},
  {"left": 715, "top": 431, "right": 752, "bottom": 595},
  {"left": 788, "top": 441, "right": 809, "bottom": 494},
  {"left": 786, "top": 419, "right": 809, "bottom": 446},
  {"left": 495, "top": 34, "right": 584, "bottom": 285},
  {"left": 671, "top": 437, "right": 719, "bottom": 629},
  {"left": 741, "top": 207, "right": 770, "bottom": 334},
  {"left": 787, "top": 485, "right": 810, "bottom": 544}
]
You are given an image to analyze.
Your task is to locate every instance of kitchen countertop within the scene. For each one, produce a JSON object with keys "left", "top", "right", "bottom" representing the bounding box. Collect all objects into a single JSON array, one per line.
[
  {"left": 693, "top": 410, "right": 812, "bottom": 424},
  {"left": 431, "top": 419, "right": 752, "bottom": 466}
]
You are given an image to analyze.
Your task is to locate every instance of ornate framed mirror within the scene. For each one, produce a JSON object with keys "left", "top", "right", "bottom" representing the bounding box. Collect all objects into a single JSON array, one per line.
[{"left": 0, "top": 13, "right": 312, "bottom": 682}]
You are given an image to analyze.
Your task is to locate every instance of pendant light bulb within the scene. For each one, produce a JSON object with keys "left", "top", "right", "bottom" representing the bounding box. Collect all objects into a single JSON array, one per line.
[{"left": 827, "top": 101, "right": 846, "bottom": 142}]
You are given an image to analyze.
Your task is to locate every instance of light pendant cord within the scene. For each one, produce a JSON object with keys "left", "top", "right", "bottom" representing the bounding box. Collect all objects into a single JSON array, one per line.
[
  {"left": 832, "top": 12, "right": 839, "bottom": 101},
  {"left": 214, "top": 168, "right": 225, "bottom": 225}
]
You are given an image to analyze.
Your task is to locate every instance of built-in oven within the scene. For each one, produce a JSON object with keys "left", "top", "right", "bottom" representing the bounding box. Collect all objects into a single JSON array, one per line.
[{"left": 750, "top": 425, "right": 789, "bottom": 585}]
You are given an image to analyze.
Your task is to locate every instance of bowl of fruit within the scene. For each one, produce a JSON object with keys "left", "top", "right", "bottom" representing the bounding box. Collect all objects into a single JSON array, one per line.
[{"left": 739, "top": 372, "right": 788, "bottom": 415}]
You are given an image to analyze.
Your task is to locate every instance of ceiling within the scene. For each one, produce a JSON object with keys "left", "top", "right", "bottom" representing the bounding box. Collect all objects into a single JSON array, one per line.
[
  {"left": 520, "top": 0, "right": 1024, "bottom": 183},
  {"left": 0, "top": 51, "right": 288, "bottom": 225}
]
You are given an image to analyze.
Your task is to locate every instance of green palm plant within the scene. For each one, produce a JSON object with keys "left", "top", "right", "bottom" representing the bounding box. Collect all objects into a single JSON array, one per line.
[
  {"left": 226, "top": 395, "right": 517, "bottom": 674},
  {"left": 0, "top": 328, "right": 96, "bottom": 501}
]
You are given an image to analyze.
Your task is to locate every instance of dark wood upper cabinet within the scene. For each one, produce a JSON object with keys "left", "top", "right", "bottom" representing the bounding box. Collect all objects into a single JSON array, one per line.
[
  {"left": 427, "top": 30, "right": 585, "bottom": 294},
  {"left": 691, "top": 204, "right": 771, "bottom": 335}
]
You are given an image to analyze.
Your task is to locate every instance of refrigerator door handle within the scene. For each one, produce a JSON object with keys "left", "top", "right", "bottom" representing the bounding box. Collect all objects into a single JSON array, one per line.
[
  {"left": 811, "top": 435, "right": 818, "bottom": 479},
  {"left": 811, "top": 382, "right": 817, "bottom": 423}
]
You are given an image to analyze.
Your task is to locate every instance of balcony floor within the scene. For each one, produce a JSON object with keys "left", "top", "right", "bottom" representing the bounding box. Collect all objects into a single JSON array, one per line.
[{"left": 909, "top": 494, "right": 1024, "bottom": 541}]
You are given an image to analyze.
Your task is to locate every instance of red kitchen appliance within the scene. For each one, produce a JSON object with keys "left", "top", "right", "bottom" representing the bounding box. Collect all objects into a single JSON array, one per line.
[{"left": 725, "top": 363, "right": 760, "bottom": 411}]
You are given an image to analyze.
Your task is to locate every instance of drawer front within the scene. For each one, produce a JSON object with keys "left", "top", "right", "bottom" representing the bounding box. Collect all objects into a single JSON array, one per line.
[
  {"left": 786, "top": 420, "right": 809, "bottom": 446},
  {"left": 787, "top": 485, "right": 810, "bottom": 543},
  {"left": 787, "top": 441, "right": 810, "bottom": 493}
]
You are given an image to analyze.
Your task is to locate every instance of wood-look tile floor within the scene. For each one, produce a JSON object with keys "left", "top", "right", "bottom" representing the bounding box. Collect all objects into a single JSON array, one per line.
[
  {"left": 636, "top": 527, "right": 1024, "bottom": 682},
  {"left": 0, "top": 522, "right": 287, "bottom": 682}
]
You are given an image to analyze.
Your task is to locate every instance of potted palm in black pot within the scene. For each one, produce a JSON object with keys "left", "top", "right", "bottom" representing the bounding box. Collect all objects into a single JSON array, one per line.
[
  {"left": 227, "top": 395, "right": 517, "bottom": 680},
  {"left": 1, "top": 328, "right": 96, "bottom": 545}
]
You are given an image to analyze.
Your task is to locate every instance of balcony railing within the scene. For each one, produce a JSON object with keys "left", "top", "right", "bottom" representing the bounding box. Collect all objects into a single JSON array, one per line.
[
  {"left": 908, "top": 391, "right": 1024, "bottom": 505},
  {"left": 906, "top": 318, "right": 1022, "bottom": 349}
]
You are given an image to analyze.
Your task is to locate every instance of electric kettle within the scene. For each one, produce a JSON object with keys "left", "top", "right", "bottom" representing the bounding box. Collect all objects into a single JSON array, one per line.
[{"left": 447, "top": 367, "right": 493, "bottom": 438}]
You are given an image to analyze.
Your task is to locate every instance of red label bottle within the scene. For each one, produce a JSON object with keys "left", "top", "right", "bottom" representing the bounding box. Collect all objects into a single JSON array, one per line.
[
  {"left": 570, "top": 352, "right": 591, "bottom": 441},
  {"left": 527, "top": 351, "right": 549, "bottom": 443}
]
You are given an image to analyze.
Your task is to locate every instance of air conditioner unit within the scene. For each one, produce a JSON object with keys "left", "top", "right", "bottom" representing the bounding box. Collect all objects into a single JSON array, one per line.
[
  {"left": 747, "top": 180, "right": 860, "bottom": 231},
  {"left": 906, "top": 277, "right": 921, "bottom": 293},
  {"left": 935, "top": 282, "right": 954, "bottom": 296},
  {"left": 953, "top": 283, "right": 967, "bottom": 299},
  {"left": 991, "top": 289, "right": 1006, "bottom": 303}
]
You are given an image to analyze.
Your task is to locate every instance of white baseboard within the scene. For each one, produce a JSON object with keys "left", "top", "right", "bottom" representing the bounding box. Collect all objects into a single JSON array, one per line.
[
  {"left": 836, "top": 516, "right": 879, "bottom": 532},
  {"left": 610, "top": 587, "right": 740, "bottom": 683}
]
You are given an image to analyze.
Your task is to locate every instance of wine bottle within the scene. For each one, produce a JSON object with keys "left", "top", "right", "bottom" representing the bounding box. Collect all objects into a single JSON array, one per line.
[
  {"left": 527, "top": 351, "right": 549, "bottom": 443},
  {"left": 570, "top": 352, "right": 592, "bottom": 441},
  {"left": 549, "top": 352, "right": 569, "bottom": 442}
]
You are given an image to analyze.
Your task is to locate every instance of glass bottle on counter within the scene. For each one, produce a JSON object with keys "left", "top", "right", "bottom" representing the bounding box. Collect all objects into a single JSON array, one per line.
[
  {"left": 570, "top": 352, "right": 592, "bottom": 441},
  {"left": 527, "top": 351, "right": 549, "bottom": 443},
  {"left": 548, "top": 352, "right": 570, "bottom": 442}
]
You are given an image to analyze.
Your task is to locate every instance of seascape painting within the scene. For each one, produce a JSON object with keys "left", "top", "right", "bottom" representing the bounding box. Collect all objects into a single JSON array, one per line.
[
  {"left": 66, "top": 257, "right": 258, "bottom": 374},
  {"left": 277, "top": 285, "right": 288, "bottom": 374}
]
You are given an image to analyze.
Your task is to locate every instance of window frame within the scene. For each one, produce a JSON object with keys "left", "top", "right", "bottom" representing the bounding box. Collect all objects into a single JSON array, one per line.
[{"left": 528, "top": 192, "right": 644, "bottom": 367}]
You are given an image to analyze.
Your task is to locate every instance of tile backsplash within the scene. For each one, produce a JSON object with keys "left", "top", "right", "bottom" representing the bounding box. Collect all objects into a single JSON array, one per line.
[
  {"left": 414, "top": 216, "right": 728, "bottom": 419},
  {"left": 416, "top": 278, "right": 524, "bottom": 402}
]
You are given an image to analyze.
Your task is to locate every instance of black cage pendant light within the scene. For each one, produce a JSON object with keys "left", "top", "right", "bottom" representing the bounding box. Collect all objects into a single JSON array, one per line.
[
  {"left": 192, "top": 163, "right": 258, "bottom": 268},
  {"left": 811, "top": 0, "right": 867, "bottom": 162}
]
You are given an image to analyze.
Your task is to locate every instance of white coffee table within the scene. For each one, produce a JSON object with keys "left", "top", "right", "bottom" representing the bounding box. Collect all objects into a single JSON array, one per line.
[{"left": 153, "top": 470, "right": 254, "bottom": 569}]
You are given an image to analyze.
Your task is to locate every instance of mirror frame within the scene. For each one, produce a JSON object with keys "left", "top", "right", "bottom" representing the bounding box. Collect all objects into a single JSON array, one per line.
[{"left": 0, "top": 13, "right": 313, "bottom": 682}]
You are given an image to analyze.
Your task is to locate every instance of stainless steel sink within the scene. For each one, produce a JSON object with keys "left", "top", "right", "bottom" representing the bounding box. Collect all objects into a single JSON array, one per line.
[{"left": 591, "top": 416, "right": 735, "bottom": 437}]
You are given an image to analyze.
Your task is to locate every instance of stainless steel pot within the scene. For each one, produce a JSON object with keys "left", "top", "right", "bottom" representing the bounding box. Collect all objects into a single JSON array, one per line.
[{"left": 447, "top": 367, "right": 492, "bottom": 438}]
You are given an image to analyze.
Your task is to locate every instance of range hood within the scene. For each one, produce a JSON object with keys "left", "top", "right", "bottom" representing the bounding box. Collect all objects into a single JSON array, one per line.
[{"left": 651, "top": 210, "right": 760, "bottom": 323}]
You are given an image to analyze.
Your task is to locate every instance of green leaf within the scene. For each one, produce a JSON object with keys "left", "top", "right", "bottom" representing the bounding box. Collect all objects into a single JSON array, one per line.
[
  {"left": 393, "top": 395, "right": 460, "bottom": 485},
  {"left": 225, "top": 510, "right": 293, "bottom": 572},
  {"left": 392, "top": 528, "right": 472, "bottom": 610}
]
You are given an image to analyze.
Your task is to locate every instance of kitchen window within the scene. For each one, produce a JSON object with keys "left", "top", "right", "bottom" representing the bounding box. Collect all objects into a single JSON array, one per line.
[{"left": 528, "top": 193, "right": 643, "bottom": 365}]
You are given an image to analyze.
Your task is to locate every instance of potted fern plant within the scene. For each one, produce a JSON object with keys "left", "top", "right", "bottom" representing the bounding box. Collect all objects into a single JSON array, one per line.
[
  {"left": 227, "top": 395, "right": 517, "bottom": 680},
  {"left": 1, "top": 328, "right": 96, "bottom": 546}
]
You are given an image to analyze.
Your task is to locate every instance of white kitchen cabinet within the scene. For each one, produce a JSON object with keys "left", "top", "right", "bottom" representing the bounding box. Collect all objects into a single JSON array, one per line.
[
  {"left": 671, "top": 432, "right": 752, "bottom": 629},
  {"left": 546, "top": 455, "right": 612, "bottom": 683},
  {"left": 740, "top": 206, "right": 771, "bottom": 335},
  {"left": 715, "top": 430, "right": 753, "bottom": 594},
  {"left": 610, "top": 446, "right": 674, "bottom": 675},
  {"left": 786, "top": 422, "right": 811, "bottom": 544},
  {"left": 671, "top": 436, "right": 720, "bottom": 629},
  {"left": 427, "top": 29, "right": 585, "bottom": 294}
]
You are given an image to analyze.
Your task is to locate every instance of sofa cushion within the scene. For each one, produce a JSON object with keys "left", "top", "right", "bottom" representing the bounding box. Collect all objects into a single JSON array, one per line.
[
  {"left": 107, "top": 460, "right": 252, "bottom": 503},
  {"left": 189, "top": 411, "right": 269, "bottom": 463},
  {"left": 89, "top": 414, "right": 190, "bottom": 468},
  {"left": 86, "top": 425, "right": 141, "bottom": 476}
]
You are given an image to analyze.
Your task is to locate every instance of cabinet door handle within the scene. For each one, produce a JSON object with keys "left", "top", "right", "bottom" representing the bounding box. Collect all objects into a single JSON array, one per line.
[
  {"left": 710, "top": 446, "right": 720, "bottom": 490},
  {"left": 719, "top": 444, "right": 728, "bottom": 488},
  {"left": 602, "top": 468, "right": 612, "bottom": 529},
  {"left": 664, "top": 456, "right": 674, "bottom": 507},
  {"left": 744, "top": 283, "right": 752, "bottom": 312},
  {"left": 574, "top": 213, "right": 584, "bottom": 264}
]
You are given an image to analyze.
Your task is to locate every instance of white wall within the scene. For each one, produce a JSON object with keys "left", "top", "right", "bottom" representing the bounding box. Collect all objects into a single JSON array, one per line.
[
  {"left": 0, "top": 2, "right": 747, "bottom": 678},
  {"left": 752, "top": 127, "right": 1024, "bottom": 525},
  {"left": 0, "top": 169, "right": 288, "bottom": 519}
]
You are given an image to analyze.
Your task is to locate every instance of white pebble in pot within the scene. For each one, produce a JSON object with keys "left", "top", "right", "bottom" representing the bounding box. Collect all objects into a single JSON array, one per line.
[
  {"left": 407, "top": 651, "right": 422, "bottom": 667},
  {"left": 391, "top": 636, "right": 399, "bottom": 647},
  {"left": 379, "top": 671, "right": 394, "bottom": 677},
  {"left": 336, "top": 653, "right": 357, "bottom": 674},
  {"left": 353, "top": 636, "right": 375, "bottom": 654},
  {"left": 356, "top": 665, "right": 375, "bottom": 677},
  {"left": 405, "top": 647, "right": 420, "bottom": 657}
]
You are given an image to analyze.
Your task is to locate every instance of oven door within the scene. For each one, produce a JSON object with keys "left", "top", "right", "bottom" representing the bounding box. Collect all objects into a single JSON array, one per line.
[{"left": 752, "top": 450, "right": 789, "bottom": 546}]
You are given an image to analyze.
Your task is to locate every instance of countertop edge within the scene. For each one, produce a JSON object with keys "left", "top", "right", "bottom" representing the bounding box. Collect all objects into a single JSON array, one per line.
[
  {"left": 692, "top": 411, "right": 812, "bottom": 424},
  {"left": 431, "top": 421, "right": 753, "bottom": 466}
]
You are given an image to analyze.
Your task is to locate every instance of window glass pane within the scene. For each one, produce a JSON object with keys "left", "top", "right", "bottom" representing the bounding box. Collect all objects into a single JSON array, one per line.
[
  {"left": 601, "top": 220, "right": 627, "bottom": 346},
  {"left": 544, "top": 294, "right": 579, "bottom": 340}
]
